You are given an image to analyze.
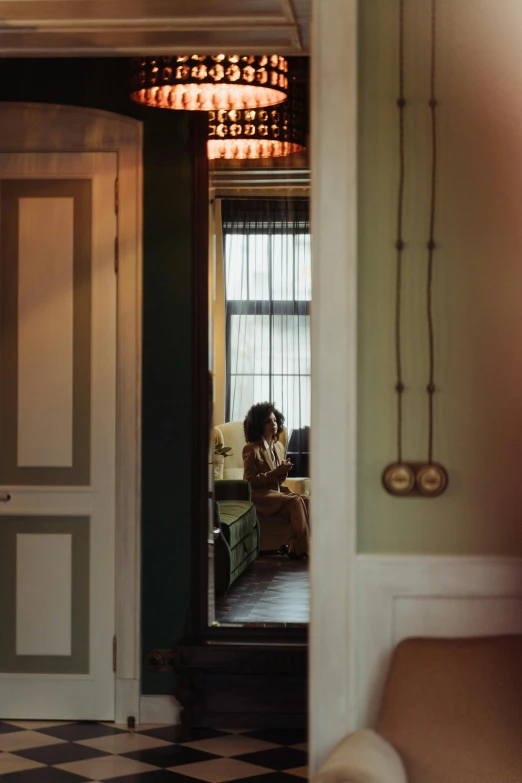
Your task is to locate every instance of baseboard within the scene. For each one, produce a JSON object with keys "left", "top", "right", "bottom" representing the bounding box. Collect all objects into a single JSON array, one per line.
[
  {"left": 355, "top": 555, "right": 522, "bottom": 729},
  {"left": 115, "top": 678, "right": 140, "bottom": 724},
  {"left": 198, "top": 711, "right": 307, "bottom": 730},
  {"left": 139, "top": 695, "right": 181, "bottom": 725}
]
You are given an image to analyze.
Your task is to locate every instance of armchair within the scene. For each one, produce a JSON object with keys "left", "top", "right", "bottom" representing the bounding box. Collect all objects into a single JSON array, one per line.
[
  {"left": 313, "top": 635, "right": 522, "bottom": 783},
  {"left": 214, "top": 420, "right": 311, "bottom": 552}
]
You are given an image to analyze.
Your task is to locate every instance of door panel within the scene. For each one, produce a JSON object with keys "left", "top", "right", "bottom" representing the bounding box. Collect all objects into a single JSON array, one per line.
[
  {"left": 0, "top": 152, "right": 117, "bottom": 719},
  {"left": 0, "top": 179, "right": 92, "bottom": 485},
  {"left": 0, "top": 516, "right": 89, "bottom": 673}
]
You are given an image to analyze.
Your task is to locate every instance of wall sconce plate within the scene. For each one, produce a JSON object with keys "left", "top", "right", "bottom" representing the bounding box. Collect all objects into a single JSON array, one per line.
[
  {"left": 416, "top": 463, "right": 448, "bottom": 497},
  {"left": 382, "top": 463, "right": 416, "bottom": 496},
  {"left": 383, "top": 461, "right": 449, "bottom": 497}
]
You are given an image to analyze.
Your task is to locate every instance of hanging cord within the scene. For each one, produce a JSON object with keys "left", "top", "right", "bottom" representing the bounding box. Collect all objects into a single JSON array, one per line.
[
  {"left": 426, "top": 0, "right": 438, "bottom": 464},
  {"left": 395, "top": 0, "right": 406, "bottom": 463}
]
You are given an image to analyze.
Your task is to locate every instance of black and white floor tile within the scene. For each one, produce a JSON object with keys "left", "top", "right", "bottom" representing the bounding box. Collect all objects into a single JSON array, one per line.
[{"left": 0, "top": 722, "right": 308, "bottom": 782}]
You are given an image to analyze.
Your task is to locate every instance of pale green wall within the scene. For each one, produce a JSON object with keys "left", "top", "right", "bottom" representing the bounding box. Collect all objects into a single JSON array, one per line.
[{"left": 358, "top": 0, "right": 522, "bottom": 555}]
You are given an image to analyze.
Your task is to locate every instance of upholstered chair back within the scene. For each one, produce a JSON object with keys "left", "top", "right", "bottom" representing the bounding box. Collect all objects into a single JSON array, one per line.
[{"left": 214, "top": 421, "right": 288, "bottom": 481}]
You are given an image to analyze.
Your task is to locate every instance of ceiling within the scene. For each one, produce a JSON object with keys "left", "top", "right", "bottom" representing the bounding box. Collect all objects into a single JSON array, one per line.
[{"left": 0, "top": 0, "right": 311, "bottom": 57}]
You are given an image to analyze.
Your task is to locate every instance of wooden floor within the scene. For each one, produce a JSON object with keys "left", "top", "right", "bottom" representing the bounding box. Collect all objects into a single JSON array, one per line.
[{"left": 215, "top": 554, "right": 309, "bottom": 624}]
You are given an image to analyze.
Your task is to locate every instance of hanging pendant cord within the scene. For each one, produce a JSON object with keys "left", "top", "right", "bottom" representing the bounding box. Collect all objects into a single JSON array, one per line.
[
  {"left": 426, "top": 0, "right": 438, "bottom": 464},
  {"left": 395, "top": 0, "right": 406, "bottom": 463}
]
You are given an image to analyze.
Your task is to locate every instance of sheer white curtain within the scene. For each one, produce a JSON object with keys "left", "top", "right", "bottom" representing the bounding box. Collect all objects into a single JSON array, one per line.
[{"left": 222, "top": 198, "right": 311, "bottom": 457}]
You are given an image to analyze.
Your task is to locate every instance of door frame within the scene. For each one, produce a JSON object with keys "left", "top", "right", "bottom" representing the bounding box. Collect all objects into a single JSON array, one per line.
[
  {"left": 309, "top": 0, "right": 359, "bottom": 772},
  {"left": 0, "top": 102, "right": 143, "bottom": 723},
  {"left": 186, "top": 3, "right": 360, "bottom": 748}
]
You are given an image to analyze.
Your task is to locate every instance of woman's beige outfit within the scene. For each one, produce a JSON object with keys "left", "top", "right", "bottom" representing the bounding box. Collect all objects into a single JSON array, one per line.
[{"left": 242, "top": 437, "right": 310, "bottom": 556}]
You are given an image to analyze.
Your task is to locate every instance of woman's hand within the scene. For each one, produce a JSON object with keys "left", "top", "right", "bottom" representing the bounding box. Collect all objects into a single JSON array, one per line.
[{"left": 275, "top": 461, "right": 293, "bottom": 475}]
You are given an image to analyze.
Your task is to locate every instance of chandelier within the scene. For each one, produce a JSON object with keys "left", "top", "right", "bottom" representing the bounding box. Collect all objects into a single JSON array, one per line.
[
  {"left": 207, "top": 83, "right": 306, "bottom": 160},
  {"left": 130, "top": 55, "right": 289, "bottom": 111}
]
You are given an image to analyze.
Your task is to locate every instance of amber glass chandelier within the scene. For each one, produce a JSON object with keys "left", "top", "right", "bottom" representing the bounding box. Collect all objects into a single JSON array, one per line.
[
  {"left": 130, "top": 55, "right": 288, "bottom": 111},
  {"left": 207, "top": 82, "right": 306, "bottom": 159}
]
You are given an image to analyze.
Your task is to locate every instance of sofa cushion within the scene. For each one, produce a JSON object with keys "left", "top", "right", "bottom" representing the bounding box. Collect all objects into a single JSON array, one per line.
[
  {"left": 217, "top": 500, "right": 258, "bottom": 549},
  {"left": 376, "top": 636, "right": 522, "bottom": 783},
  {"left": 285, "top": 477, "right": 311, "bottom": 496}
]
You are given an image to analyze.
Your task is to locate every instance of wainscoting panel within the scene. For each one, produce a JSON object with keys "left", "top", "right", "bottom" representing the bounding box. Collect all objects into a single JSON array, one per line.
[{"left": 355, "top": 555, "right": 522, "bottom": 728}]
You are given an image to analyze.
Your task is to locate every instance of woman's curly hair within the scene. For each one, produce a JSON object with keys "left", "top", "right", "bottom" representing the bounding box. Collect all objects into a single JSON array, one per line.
[{"left": 243, "top": 402, "right": 285, "bottom": 443}]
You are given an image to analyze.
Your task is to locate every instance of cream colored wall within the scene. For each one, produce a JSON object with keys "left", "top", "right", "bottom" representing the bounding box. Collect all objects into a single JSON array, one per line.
[{"left": 358, "top": 0, "right": 522, "bottom": 555}]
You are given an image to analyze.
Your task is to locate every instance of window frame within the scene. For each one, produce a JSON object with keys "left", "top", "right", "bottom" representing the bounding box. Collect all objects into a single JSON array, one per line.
[{"left": 225, "top": 299, "right": 311, "bottom": 424}]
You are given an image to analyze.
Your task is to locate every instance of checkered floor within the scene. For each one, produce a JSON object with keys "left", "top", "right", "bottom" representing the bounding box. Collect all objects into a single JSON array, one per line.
[{"left": 0, "top": 721, "right": 308, "bottom": 782}]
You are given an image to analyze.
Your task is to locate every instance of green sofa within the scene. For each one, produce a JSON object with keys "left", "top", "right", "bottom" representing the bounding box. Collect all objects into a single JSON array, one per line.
[{"left": 214, "top": 479, "right": 260, "bottom": 594}]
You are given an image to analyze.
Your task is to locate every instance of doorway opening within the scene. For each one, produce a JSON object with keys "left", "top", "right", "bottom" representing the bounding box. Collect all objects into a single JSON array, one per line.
[{"left": 208, "top": 57, "right": 311, "bottom": 627}]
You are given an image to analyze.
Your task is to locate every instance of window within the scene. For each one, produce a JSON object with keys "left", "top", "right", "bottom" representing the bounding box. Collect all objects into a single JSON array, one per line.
[{"left": 222, "top": 199, "right": 311, "bottom": 446}]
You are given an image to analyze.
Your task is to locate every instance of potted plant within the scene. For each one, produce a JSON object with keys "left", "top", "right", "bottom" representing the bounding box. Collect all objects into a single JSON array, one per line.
[{"left": 213, "top": 436, "right": 232, "bottom": 481}]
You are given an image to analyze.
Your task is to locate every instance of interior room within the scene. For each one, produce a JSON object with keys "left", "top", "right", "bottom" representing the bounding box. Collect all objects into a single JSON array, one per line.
[
  {"left": 208, "top": 56, "right": 311, "bottom": 626},
  {"left": 3, "top": 2, "right": 522, "bottom": 783},
  {"left": 0, "top": 7, "right": 314, "bottom": 778}
]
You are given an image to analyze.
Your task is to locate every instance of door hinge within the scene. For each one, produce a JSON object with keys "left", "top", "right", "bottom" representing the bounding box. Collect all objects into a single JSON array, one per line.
[
  {"left": 114, "top": 236, "right": 119, "bottom": 274},
  {"left": 114, "top": 177, "right": 119, "bottom": 215},
  {"left": 113, "top": 636, "right": 117, "bottom": 672}
]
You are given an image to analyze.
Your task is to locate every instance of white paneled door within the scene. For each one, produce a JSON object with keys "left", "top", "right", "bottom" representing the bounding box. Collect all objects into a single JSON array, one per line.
[{"left": 0, "top": 152, "right": 117, "bottom": 719}]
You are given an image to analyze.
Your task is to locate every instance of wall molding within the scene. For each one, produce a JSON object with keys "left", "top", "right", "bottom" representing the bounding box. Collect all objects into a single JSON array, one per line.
[
  {"left": 0, "top": 0, "right": 308, "bottom": 56},
  {"left": 355, "top": 555, "right": 522, "bottom": 729}
]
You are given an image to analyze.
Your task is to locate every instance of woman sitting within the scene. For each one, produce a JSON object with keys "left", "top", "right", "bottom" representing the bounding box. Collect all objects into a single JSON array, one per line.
[{"left": 242, "top": 402, "right": 310, "bottom": 559}]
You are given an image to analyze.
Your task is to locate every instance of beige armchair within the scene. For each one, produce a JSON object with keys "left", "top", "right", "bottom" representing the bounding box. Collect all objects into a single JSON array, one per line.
[
  {"left": 214, "top": 420, "right": 310, "bottom": 551},
  {"left": 313, "top": 635, "right": 522, "bottom": 783}
]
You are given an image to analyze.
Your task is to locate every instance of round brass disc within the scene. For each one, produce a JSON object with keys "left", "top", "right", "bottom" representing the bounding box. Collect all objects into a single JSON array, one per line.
[
  {"left": 416, "top": 463, "right": 448, "bottom": 497},
  {"left": 382, "top": 463, "right": 416, "bottom": 496}
]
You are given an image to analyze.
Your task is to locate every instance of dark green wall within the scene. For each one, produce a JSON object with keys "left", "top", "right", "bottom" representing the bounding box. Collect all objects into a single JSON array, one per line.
[{"left": 0, "top": 59, "right": 194, "bottom": 694}]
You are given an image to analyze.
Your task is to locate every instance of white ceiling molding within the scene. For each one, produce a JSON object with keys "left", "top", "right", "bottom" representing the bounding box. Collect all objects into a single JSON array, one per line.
[
  {"left": 0, "top": 0, "right": 310, "bottom": 56},
  {"left": 211, "top": 168, "right": 310, "bottom": 186}
]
